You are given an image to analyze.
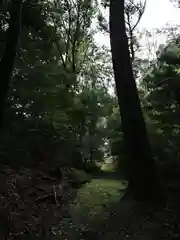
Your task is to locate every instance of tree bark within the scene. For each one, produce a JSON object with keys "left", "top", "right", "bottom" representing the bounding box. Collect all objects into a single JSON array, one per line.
[
  {"left": 109, "top": 0, "right": 162, "bottom": 203},
  {"left": 0, "top": 0, "right": 23, "bottom": 126}
]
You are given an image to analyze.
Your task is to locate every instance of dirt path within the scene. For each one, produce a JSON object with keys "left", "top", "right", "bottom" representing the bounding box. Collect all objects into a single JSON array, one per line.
[{"left": 56, "top": 176, "right": 180, "bottom": 240}]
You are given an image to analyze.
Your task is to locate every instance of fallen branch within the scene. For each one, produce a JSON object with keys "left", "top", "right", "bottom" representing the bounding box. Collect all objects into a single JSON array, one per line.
[{"left": 35, "top": 194, "right": 52, "bottom": 202}]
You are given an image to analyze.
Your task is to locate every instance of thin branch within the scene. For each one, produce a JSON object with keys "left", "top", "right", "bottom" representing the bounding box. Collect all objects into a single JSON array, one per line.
[
  {"left": 49, "top": 11, "right": 66, "bottom": 68},
  {"left": 125, "top": 10, "right": 134, "bottom": 61},
  {"left": 131, "top": 0, "right": 147, "bottom": 31},
  {"left": 71, "top": 0, "right": 81, "bottom": 73},
  {"left": 65, "top": 0, "right": 72, "bottom": 63}
]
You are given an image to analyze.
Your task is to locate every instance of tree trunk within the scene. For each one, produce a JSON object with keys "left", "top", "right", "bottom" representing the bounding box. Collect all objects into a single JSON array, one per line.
[
  {"left": 0, "top": 0, "right": 23, "bottom": 126},
  {"left": 109, "top": 0, "right": 162, "bottom": 203}
]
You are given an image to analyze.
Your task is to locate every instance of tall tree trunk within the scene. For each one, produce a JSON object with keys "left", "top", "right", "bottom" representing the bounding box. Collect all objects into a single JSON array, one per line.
[
  {"left": 109, "top": 0, "right": 162, "bottom": 203},
  {"left": 0, "top": 0, "right": 23, "bottom": 126}
]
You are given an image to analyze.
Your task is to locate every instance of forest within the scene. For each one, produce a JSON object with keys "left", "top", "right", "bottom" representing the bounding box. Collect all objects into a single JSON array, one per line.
[{"left": 0, "top": 0, "right": 180, "bottom": 239}]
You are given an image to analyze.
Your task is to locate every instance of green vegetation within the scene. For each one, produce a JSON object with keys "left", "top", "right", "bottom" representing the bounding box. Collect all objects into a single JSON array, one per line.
[
  {"left": 72, "top": 178, "right": 125, "bottom": 220},
  {"left": 54, "top": 177, "right": 126, "bottom": 239},
  {"left": 1, "top": 0, "right": 180, "bottom": 239}
]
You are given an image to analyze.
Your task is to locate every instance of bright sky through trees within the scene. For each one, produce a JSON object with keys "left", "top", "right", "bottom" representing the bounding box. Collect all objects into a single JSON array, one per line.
[
  {"left": 94, "top": 0, "right": 180, "bottom": 50},
  {"left": 138, "top": 0, "right": 180, "bottom": 30}
]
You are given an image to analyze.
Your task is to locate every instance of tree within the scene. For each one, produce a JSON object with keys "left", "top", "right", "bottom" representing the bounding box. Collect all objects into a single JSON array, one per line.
[
  {"left": 0, "top": 0, "right": 115, "bottom": 171},
  {"left": 109, "top": 0, "right": 161, "bottom": 202},
  {"left": 0, "top": 0, "right": 23, "bottom": 126},
  {"left": 170, "top": 0, "right": 180, "bottom": 7},
  {"left": 125, "top": 0, "right": 147, "bottom": 62},
  {"left": 98, "top": 0, "right": 147, "bottom": 79},
  {"left": 142, "top": 37, "right": 180, "bottom": 165}
]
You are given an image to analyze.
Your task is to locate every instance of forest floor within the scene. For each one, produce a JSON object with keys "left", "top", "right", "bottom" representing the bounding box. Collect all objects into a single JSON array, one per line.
[
  {"left": 57, "top": 172, "right": 180, "bottom": 240},
  {"left": 1, "top": 165, "right": 180, "bottom": 239}
]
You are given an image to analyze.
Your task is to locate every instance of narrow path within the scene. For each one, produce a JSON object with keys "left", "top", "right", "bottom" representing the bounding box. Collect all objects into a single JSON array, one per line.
[
  {"left": 57, "top": 174, "right": 180, "bottom": 240},
  {"left": 70, "top": 177, "right": 126, "bottom": 225},
  {"left": 56, "top": 174, "right": 127, "bottom": 239}
]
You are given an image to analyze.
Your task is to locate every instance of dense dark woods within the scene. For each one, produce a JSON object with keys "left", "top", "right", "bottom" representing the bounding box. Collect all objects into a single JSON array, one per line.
[
  {"left": 0, "top": 0, "right": 180, "bottom": 238},
  {"left": 0, "top": 0, "right": 23, "bottom": 125}
]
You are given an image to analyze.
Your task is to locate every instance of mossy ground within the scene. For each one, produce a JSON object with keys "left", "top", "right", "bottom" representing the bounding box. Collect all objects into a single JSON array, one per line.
[{"left": 55, "top": 173, "right": 127, "bottom": 239}]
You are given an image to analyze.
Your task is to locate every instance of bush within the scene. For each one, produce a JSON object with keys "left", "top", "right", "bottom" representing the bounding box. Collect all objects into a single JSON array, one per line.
[{"left": 65, "top": 168, "right": 91, "bottom": 187}]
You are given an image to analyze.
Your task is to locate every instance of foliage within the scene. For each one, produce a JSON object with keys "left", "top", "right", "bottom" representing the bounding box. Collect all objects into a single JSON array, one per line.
[
  {"left": 69, "top": 178, "right": 125, "bottom": 230},
  {"left": 2, "top": 0, "right": 180, "bottom": 238},
  {"left": 138, "top": 35, "right": 180, "bottom": 180},
  {"left": 0, "top": 0, "right": 114, "bottom": 172}
]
